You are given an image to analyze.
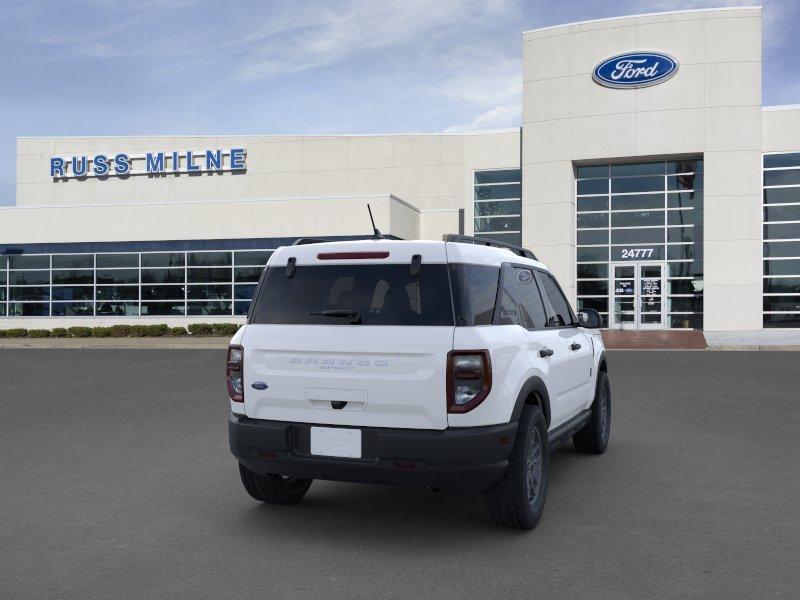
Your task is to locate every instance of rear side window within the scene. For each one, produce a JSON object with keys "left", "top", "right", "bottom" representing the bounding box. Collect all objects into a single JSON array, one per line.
[
  {"left": 494, "top": 265, "right": 520, "bottom": 326},
  {"left": 250, "top": 264, "right": 453, "bottom": 326},
  {"left": 449, "top": 264, "right": 499, "bottom": 326},
  {"left": 538, "top": 271, "right": 575, "bottom": 326},
  {"left": 514, "top": 267, "right": 547, "bottom": 329}
]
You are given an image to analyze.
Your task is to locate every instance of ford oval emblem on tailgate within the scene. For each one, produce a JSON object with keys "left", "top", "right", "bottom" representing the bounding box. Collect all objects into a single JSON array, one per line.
[{"left": 251, "top": 381, "right": 268, "bottom": 390}]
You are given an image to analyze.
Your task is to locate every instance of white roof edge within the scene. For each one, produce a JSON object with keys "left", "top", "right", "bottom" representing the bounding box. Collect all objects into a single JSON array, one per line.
[
  {"left": 763, "top": 104, "right": 800, "bottom": 112},
  {"left": 16, "top": 128, "right": 520, "bottom": 141},
  {"left": 522, "top": 5, "right": 762, "bottom": 35}
]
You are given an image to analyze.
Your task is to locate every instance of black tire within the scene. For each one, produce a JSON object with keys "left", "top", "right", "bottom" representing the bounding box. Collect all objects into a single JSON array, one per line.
[
  {"left": 483, "top": 405, "right": 549, "bottom": 530},
  {"left": 573, "top": 371, "right": 611, "bottom": 454},
  {"left": 238, "top": 463, "right": 312, "bottom": 504}
]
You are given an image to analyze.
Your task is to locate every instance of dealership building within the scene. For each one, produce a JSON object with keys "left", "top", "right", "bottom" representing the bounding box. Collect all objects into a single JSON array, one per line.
[{"left": 2, "top": 6, "right": 799, "bottom": 334}]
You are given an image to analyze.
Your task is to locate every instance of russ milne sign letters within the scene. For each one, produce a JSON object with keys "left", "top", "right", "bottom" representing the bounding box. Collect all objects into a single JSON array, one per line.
[
  {"left": 593, "top": 52, "right": 678, "bottom": 89},
  {"left": 50, "top": 148, "right": 246, "bottom": 179}
]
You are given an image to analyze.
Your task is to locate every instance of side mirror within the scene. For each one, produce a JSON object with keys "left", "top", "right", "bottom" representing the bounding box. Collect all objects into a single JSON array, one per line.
[{"left": 577, "top": 308, "right": 602, "bottom": 329}]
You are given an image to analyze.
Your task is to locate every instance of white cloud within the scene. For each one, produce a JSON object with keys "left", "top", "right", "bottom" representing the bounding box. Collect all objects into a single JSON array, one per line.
[{"left": 443, "top": 103, "right": 521, "bottom": 132}]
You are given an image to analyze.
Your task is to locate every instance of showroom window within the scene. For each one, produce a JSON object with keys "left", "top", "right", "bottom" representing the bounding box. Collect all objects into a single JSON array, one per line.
[
  {"left": 763, "top": 152, "right": 800, "bottom": 328},
  {"left": 575, "top": 159, "right": 704, "bottom": 329},
  {"left": 1, "top": 248, "right": 273, "bottom": 318},
  {"left": 474, "top": 169, "right": 522, "bottom": 247}
]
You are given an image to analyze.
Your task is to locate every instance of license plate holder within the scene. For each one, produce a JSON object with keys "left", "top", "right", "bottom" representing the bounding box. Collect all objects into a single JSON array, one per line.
[{"left": 310, "top": 426, "right": 362, "bottom": 458}]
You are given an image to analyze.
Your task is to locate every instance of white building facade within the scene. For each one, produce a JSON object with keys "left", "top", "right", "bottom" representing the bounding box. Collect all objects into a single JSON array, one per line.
[{"left": 2, "top": 6, "right": 799, "bottom": 333}]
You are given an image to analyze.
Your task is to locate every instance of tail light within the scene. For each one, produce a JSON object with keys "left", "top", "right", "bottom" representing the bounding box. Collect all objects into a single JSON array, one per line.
[
  {"left": 227, "top": 345, "right": 244, "bottom": 402},
  {"left": 446, "top": 350, "right": 491, "bottom": 413}
]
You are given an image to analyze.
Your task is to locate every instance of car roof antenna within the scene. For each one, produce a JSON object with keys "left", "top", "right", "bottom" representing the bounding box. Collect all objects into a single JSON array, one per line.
[{"left": 367, "top": 204, "right": 383, "bottom": 239}]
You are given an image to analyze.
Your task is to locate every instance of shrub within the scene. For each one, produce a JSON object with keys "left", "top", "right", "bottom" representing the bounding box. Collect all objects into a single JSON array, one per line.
[
  {"left": 4, "top": 328, "right": 29, "bottom": 338},
  {"left": 0, "top": 329, "right": 5, "bottom": 338},
  {"left": 28, "top": 329, "right": 51, "bottom": 338},
  {"left": 91, "top": 327, "right": 113, "bottom": 338},
  {"left": 188, "top": 323, "right": 214, "bottom": 336},
  {"left": 129, "top": 325, "right": 148, "bottom": 338},
  {"left": 146, "top": 324, "right": 169, "bottom": 337},
  {"left": 109, "top": 324, "right": 132, "bottom": 337},
  {"left": 51, "top": 328, "right": 69, "bottom": 338},
  {"left": 68, "top": 326, "right": 92, "bottom": 338},
  {"left": 168, "top": 326, "right": 188, "bottom": 336},
  {"left": 212, "top": 323, "right": 240, "bottom": 336}
]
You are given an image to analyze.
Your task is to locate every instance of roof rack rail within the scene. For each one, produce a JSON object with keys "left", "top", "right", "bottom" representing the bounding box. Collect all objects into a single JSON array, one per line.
[
  {"left": 292, "top": 237, "right": 333, "bottom": 246},
  {"left": 443, "top": 234, "right": 537, "bottom": 260}
]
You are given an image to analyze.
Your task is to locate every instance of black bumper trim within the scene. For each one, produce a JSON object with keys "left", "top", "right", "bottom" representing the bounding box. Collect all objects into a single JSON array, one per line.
[{"left": 229, "top": 414, "right": 517, "bottom": 492}]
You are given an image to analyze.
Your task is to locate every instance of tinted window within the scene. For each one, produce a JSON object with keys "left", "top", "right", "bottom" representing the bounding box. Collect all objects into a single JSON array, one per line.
[
  {"left": 514, "top": 268, "right": 547, "bottom": 329},
  {"left": 538, "top": 271, "right": 574, "bottom": 327},
  {"left": 449, "top": 264, "right": 499, "bottom": 326},
  {"left": 250, "top": 264, "right": 453, "bottom": 326},
  {"left": 494, "top": 266, "right": 519, "bottom": 326}
]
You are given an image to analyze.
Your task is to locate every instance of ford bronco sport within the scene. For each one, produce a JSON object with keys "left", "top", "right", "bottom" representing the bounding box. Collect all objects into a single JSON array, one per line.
[{"left": 228, "top": 235, "right": 610, "bottom": 529}]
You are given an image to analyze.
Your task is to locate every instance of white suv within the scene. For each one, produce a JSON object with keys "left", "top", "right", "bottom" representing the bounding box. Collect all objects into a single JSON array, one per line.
[{"left": 228, "top": 235, "right": 610, "bottom": 529}]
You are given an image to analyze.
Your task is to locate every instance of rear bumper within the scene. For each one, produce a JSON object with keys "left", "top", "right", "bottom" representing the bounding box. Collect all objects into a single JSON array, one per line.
[{"left": 229, "top": 414, "right": 517, "bottom": 492}]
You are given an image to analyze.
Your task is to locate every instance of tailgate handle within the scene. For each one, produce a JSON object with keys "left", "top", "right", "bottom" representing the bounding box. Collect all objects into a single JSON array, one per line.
[{"left": 331, "top": 401, "right": 347, "bottom": 410}]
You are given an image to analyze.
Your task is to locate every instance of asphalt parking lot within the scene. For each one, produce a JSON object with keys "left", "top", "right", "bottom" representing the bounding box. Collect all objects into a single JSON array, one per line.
[{"left": 1, "top": 350, "right": 798, "bottom": 599}]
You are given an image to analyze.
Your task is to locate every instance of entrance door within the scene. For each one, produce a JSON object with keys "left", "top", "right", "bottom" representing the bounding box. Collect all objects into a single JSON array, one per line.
[{"left": 610, "top": 262, "right": 666, "bottom": 330}]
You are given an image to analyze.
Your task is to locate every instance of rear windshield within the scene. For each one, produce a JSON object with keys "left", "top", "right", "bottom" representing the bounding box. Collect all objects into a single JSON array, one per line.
[{"left": 250, "top": 264, "right": 454, "bottom": 326}]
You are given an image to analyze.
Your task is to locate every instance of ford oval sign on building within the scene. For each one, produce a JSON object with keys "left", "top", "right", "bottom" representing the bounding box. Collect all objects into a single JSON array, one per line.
[{"left": 593, "top": 52, "right": 679, "bottom": 89}]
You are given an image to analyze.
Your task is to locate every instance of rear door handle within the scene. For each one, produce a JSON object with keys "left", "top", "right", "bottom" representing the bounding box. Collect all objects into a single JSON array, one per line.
[
  {"left": 539, "top": 348, "right": 554, "bottom": 357},
  {"left": 570, "top": 343, "right": 582, "bottom": 351}
]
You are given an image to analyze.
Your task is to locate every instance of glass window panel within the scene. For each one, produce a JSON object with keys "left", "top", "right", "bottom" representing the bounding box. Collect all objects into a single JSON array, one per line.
[
  {"left": 577, "top": 230, "right": 608, "bottom": 245},
  {"left": 577, "top": 197, "right": 608, "bottom": 212},
  {"left": 764, "top": 205, "right": 800, "bottom": 222},
  {"left": 668, "top": 209, "right": 700, "bottom": 225},
  {"left": 140, "top": 302, "right": 185, "bottom": 316},
  {"left": 0, "top": 304, "right": 5, "bottom": 316},
  {"left": 9, "top": 255, "right": 49, "bottom": 269},
  {"left": 576, "top": 165, "right": 608, "bottom": 179},
  {"left": 0, "top": 255, "right": 6, "bottom": 269},
  {"left": 538, "top": 271, "right": 575, "bottom": 326},
  {"left": 96, "top": 254, "right": 137, "bottom": 268},
  {"left": 577, "top": 212, "right": 608, "bottom": 228},
  {"left": 0, "top": 288, "right": 5, "bottom": 301},
  {"left": 476, "top": 232, "right": 522, "bottom": 246},
  {"left": 474, "top": 200, "right": 521, "bottom": 217},
  {"left": 514, "top": 269, "right": 548, "bottom": 329},
  {"left": 52, "top": 270, "right": 93, "bottom": 284},
  {"left": 764, "top": 314, "right": 800, "bottom": 328},
  {"left": 474, "top": 216, "right": 521, "bottom": 233},
  {"left": 668, "top": 227, "right": 695, "bottom": 244},
  {"left": 763, "top": 277, "right": 800, "bottom": 294},
  {"left": 668, "top": 191, "right": 702, "bottom": 209},
  {"left": 668, "top": 262, "right": 695, "bottom": 277},
  {"left": 764, "top": 241, "right": 800, "bottom": 258},
  {"left": 187, "top": 301, "right": 233, "bottom": 315},
  {"left": 577, "top": 297, "right": 608, "bottom": 312},
  {"left": 52, "top": 254, "right": 93, "bottom": 269},
  {"left": 234, "top": 284, "right": 257, "bottom": 300},
  {"left": 610, "top": 176, "right": 663, "bottom": 194},
  {"left": 8, "top": 302, "right": 49, "bottom": 316},
  {"left": 577, "top": 179, "right": 608, "bottom": 195},
  {"left": 577, "top": 263, "right": 608, "bottom": 279},
  {"left": 667, "top": 174, "right": 699, "bottom": 191},
  {"left": 234, "top": 267, "right": 263, "bottom": 283},
  {"left": 52, "top": 286, "right": 94, "bottom": 301},
  {"left": 764, "top": 169, "right": 800, "bottom": 187},
  {"left": 764, "top": 259, "right": 800, "bottom": 276},
  {"left": 667, "top": 160, "right": 702, "bottom": 174},
  {"left": 669, "top": 297, "right": 703, "bottom": 312},
  {"left": 450, "top": 264, "right": 500, "bottom": 326},
  {"left": 763, "top": 188, "right": 800, "bottom": 205},
  {"left": 96, "top": 302, "right": 138, "bottom": 316},
  {"left": 95, "top": 269, "right": 138, "bottom": 284},
  {"left": 234, "top": 301, "right": 251, "bottom": 316},
  {"left": 96, "top": 286, "right": 138, "bottom": 301},
  {"left": 670, "top": 314, "right": 703, "bottom": 329},
  {"left": 611, "top": 194, "right": 664, "bottom": 210},
  {"left": 52, "top": 302, "right": 94, "bottom": 316},
  {"left": 474, "top": 184, "right": 521, "bottom": 200},
  {"left": 667, "top": 245, "right": 694, "bottom": 260},
  {"left": 141, "top": 285, "right": 185, "bottom": 300},
  {"left": 611, "top": 246, "right": 665, "bottom": 261},
  {"left": 141, "top": 253, "right": 185, "bottom": 267},
  {"left": 577, "top": 281, "right": 608, "bottom": 295},
  {"left": 764, "top": 223, "right": 800, "bottom": 240},
  {"left": 187, "top": 267, "right": 231, "bottom": 283},
  {"left": 187, "top": 251, "right": 232, "bottom": 267},
  {"left": 577, "top": 247, "right": 609, "bottom": 262},
  {"left": 610, "top": 162, "right": 664, "bottom": 176},
  {"left": 474, "top": 170, "right": 520, "bottom": 184},
  {"left": 187, "top": 284, "right": 232, "bottom": 300},
  {"left": 9, "top": 271, "right": 50, "bottom": 285},
  {"left": 611, "top": 210, "right": 665, "bottom": 228},
  {"left": 611, "top": 228, "right": 665, "bottom": 244},
  {"left": 764, "top": 153, "right": 800, "bottom": 168},
  {"left": 763, "top": 296, "right": 800, "bottom": 312},
  {"left": 0, "top": 271, "right": 5, "bottom": 285},
  {"left": 668, "top": 279, "right": 702, "bottom": 295},
  {"left": 141, "top": 268, "right": 185, "bottom": 284},
  {"left": 10, "top": 287, "right": 49, "bottom": 301},
  {"left": 234, "top": 251, "right": 271, "bottom": 266}
]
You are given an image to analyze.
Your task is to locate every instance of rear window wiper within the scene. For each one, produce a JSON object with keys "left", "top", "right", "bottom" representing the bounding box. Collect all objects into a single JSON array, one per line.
[{"left": 309, "top": 309, "right": 362, "bottom": 324}]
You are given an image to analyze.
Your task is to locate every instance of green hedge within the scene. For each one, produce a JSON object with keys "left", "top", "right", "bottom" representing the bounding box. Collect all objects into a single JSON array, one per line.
[{"left": 0, "top": 323, "right": 241, "bottom": 338}]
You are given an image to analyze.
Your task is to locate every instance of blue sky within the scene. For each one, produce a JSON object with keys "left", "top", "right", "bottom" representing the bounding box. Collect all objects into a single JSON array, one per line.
[{"left": 1, "top": 0, "right": 798, "bottom": 206}]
